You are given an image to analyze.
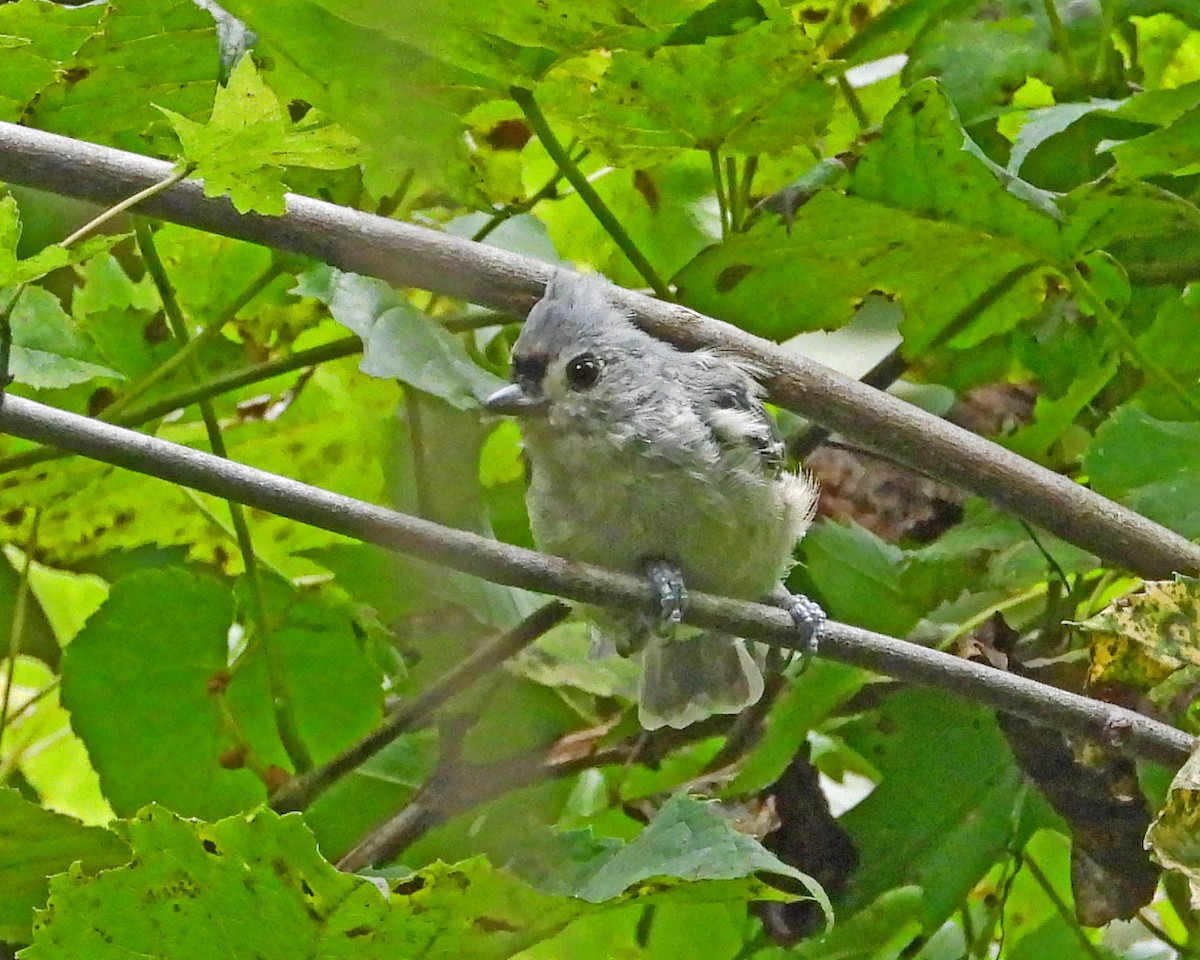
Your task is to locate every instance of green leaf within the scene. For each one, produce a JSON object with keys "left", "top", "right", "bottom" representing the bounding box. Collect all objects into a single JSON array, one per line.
[
  {"left": 1084, "top": 406, "right": 1200, "bottom": 539},
  {"left": 837, "top": 688, "right": 1039, "bottom": 929},
  {"left": 0, "top": 790, "right": 129, "bottom": 944},
  {"left": 8, "top": 285, "right": 122, "bottom": 390},
  {"left": 216, "top": 0, "right": 493, "bottom": 198},
  {"left": 727, "top": 659, "right": 870, "bottom": 795},
  {"left": 1007, "top": 100, "right": 1122, "bottom": 176},
  {"left": 18, "top": 0, "right": 219, "bottom": 154},
  {"left": 226, "top": 599, "right": 385, "bottom": 766},
  {"left": 1110, "top": 103, "right": 1200, "bottom": 179},
  {"left": 298, "top": 266, "right": 505, "bottom": 408},
  {"left": 0, "top": 195, "right": 121, "bottom": 289},
  {"left": 675, "top": 193, "right": 1057, "bottom": 342},
  {"left": 851, "top": 79, "right": 1062, "bottom": 257},
  {"left": 549, "top": 793, "right": 828, "bottom": 910},
  {"left": 1, "top": 656, "right": 110, "bottom": 826},
  {"left": 674, "top": 82, "right": 1064, "bottom": 345},
  {"left": 802, "top": 521, "right": 925, "bottom": 637},
  {"left": 60, "top": 568, "right": 264, "bottom": 819},
  {"left": 0, "top": 0, "right": 104, "bottom": 124},
  {"left": 22, "top": 804, "right": 795, "bottom": 959},
  {"left": 161, "top": 57, "right": 360, "bottom": 215},
  {"left": 541, "top": 17, "right": 833, "bottom": 158},
  {"left": 23, "top": 806, "right": 374, "bottom": 959}
]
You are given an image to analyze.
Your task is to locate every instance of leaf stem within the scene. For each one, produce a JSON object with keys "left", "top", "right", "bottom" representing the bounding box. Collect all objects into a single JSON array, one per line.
[
  {"left": 1040, "top": 0, "right": 1077, "bottom": 78},
  {"left": 1021, "top": 855, "right": 1105, "bottom": 960},
  {"left": 1070, "top": 265, "right": 1200, "bottom": 418},
  {"left": 135, "top": 219, "right": 312, "bottom": 774},
  {"left": 710, "top": 149, "right": 730, "bottom": 238},
  {"left": 725, "top": 156, "right": 742, "bottom": 232},
  {"left": 511, "top": 85, "right": 671, "bottom": 299},
  {"left": 59, "top": 164, "right": 192, "bottom": 249},
  {"left": 836, "top": 73, "right": 870, "bottom": 131},
  {"left": 1137, "top": 909, "right": 1199, "bottom": 958},
  {"left": 1092, "top": 0, "right": 1116, "bottom": 84}
]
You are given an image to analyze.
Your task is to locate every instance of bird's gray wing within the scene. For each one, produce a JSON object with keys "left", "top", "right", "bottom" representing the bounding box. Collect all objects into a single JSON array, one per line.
[{"left": 699, "top": 378, "right": 787, "bottom": 475}]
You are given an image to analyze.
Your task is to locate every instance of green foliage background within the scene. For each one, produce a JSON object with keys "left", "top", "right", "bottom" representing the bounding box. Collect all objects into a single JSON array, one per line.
[{"left": 3, "top": 0, "right": 1200, "bottom": 956}]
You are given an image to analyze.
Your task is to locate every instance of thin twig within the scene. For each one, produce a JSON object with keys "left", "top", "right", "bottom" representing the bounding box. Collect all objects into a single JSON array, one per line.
[
  {"left": 1138, "top": 908, "right": 1199, "bottom": 958},
  {"left": 271, "top": 601, "right": 570, "bottom": 812},
  {"left": 0, "top": 392, "right": 1191, "bottom": 770},
  {"left": 337, "top": 735, "right": 643, "bottom": 871},
  {"left": 1021, "top": 855, "right": 1105, "bottom": 960},
  {"left": 0, "top": 335, "right": 362, "bottom": 477},
  {"left": 0, "top": 122, "right": 1198, "bottom": 576},
  {"left": 725, "top": 156, "right": 741, "bottom": 233},
  {"left": 511, "top": 87, "right": 671, "bottom": 299},
  {"left": 135, "top": 220, "right": 311, "bottom": 773}
]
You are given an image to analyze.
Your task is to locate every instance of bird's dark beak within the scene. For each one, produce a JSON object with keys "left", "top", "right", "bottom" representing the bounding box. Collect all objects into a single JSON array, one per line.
[{"left": 483, "top": 382, "right": 548, "bottom": 416}]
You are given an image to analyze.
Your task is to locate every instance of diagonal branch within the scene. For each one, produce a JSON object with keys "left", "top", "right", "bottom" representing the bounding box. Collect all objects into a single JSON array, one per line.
[
  {"left": 0, "top": 392, "right": 1191, "bottom": 769},
  {"left": 0, "top": 122, "right": 1196, "bottom": 579}
]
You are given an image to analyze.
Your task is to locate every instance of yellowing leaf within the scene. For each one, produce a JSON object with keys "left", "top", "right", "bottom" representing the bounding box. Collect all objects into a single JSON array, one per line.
[
  {"left": 1148, "top": 746, "right": 1200, "bottom": 905},
  {"left": 1076, "top": 576, "right": 1200, "bottom": 694}
]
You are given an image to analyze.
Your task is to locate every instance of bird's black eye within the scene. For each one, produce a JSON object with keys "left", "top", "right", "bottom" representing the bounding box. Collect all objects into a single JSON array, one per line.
[{"left": 565, "top": 353, "right": 605, "bottom": 390}]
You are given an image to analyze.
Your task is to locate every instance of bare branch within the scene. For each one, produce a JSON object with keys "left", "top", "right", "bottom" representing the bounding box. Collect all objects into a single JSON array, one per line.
[
  {"left": 270, "top": 601, "right": 571, "bottom": 813},
  {"left": 0, "top": 393, "right": 1191, "bottom": 769},
  {"left": 0, "top": 122, "right": 1196, "bottom": 579}
]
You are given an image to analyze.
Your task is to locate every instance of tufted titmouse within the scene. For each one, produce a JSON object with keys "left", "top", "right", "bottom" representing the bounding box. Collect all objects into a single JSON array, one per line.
[{"left": 485, "top": 272, "right": 823, "bottom": 729}]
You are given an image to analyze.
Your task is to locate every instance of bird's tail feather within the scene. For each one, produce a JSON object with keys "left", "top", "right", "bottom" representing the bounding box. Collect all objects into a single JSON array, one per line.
[{"left": 638, "top": 632, "right": 765, "bottom": 730}]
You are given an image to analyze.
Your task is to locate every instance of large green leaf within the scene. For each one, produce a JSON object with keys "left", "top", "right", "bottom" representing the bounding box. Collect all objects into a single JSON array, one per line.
[
  {"left": 216, "top": 0, "right": 496, "bottom": 197},
  {"left": 0, "top": 790, "right": 129, "bottom": 943},
  {"left": 59, "top": 569, "right": 263, "bottom": 819},
  {"left": 0, "top": 0, "right": 103, "bottom": 124},
  {"left": 837, "top": 688, "right": 1043, "bottom": 929},
  {"left": 17, "top": 0, "right": 219, "bottom": 154},
  {"left": 7, "top": 286, "right": 121, "bottom": 390},
  {"left": 298, "top": 266, "right": 505, "bottom": 408},
  {"left": 674, "top": 81, "right": 1064, "bottom": 344},
  {"left": 541, "top": 17, "right": 833, "bottom": 158},
  {"left": 1084, "top": 406, "right": 1200, "bottom": 539},
  {"left": 23, "top": 803, "right": 811, "bottom": 959}
]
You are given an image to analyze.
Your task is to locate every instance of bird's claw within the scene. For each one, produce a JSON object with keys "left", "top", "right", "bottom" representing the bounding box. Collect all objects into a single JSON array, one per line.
[
  {"left": 777, "top": 590, "right": 824, "bottom": 659},
  {"left": 645, "top": 559, "right": 688, "bottom": 625}
]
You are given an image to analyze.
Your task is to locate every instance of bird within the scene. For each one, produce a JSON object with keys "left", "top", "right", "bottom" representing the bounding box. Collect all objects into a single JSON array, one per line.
[{"left": 484, "top": 271, "right": 823, "bottom": 729}]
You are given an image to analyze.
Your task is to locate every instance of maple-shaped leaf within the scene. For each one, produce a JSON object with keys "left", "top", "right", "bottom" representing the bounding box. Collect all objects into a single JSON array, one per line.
[{"left": 159, "top": 56, "right": 361, "bottom": 215}]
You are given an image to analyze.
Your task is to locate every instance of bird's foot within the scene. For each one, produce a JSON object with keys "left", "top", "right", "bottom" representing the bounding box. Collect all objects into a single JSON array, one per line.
[
  {"left": 644, "top": 559, "right": 688, "bottom": 625},
  {"left": 771, "top": 586, "right": 825, "bottom": 659}
]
